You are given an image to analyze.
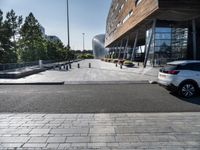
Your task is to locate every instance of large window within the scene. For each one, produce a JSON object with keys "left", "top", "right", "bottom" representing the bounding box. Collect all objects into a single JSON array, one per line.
[
  {"left": 135, "top": 0, "right": 142, "bottom": 6},
  {"left": 146, "top": 27, "right": 188, "bottom": 66},
  {"left": 122, "top": 10, "right": 133, "bottom": 24}
]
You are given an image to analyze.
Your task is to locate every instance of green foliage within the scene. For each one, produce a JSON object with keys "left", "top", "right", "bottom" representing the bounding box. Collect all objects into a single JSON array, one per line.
[
  {"left": 112, "top": 59, "right": 118, "bottom": 63},
  {"left": 85, "top": 54, "right": 94, "bottom": 59},
  {"left": 67, "top": 49, "right": 76, "bottom": 60},
  {"left": 5, "top": 9, "right": 22, "bottom": 42},
  {"left": 77, "top": 53, "right": 94, "bottom": 59},
  {"left": 0, "top": 10, "right": 72, "bottom": 64},
  {"left": 0, "top": 9, "right": 22, "bottom": 63},
  {"left": 123, "top": 60, "right": 134, "bottom": 67},
  {"left": 18, "top": 13, "right": 47, "bottom": 62}
]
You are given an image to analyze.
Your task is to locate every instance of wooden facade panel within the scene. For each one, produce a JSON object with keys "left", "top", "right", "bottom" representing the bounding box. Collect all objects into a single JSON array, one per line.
[
  {"left": 105, "top": 0, "right": 159, "bottom": 47},
  {"left": 105, "top": 0, "right": 200, "bottom": 47}
]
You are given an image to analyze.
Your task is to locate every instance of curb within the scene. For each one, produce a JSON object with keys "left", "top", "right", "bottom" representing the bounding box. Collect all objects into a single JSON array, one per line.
[
  {"left": 0, "top": 82, "right": 65, "bottom": 85},
  {"left": 149, "top": 80, "right": 158, "bottom": 84},
  {"left": 0, "top": 81, "right": 158, "bottom": 85},
  {"left": 64, "top": 80, "right": 150, "bottom": 85}
]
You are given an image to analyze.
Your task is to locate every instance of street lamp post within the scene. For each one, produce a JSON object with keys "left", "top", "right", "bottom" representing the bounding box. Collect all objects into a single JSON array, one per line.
[
  {"left": 66, "top": 0, "right": 70, "bottom": 49},
  {"left": 82, "top": 33, "right": 85, "bottom": 51}
]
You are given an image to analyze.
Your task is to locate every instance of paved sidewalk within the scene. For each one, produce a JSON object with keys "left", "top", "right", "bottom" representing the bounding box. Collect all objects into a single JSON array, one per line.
[
  {"left": 0, "top": 113, "right": 200, "bottom": 149},
  {"left": 0, "top": 59, "right": 160, "bottom": 84}
]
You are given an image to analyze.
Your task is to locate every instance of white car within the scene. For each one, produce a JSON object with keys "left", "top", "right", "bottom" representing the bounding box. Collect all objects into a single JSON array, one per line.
[{"left": 158, "top": 60, "right": 200, "bottom": 98}]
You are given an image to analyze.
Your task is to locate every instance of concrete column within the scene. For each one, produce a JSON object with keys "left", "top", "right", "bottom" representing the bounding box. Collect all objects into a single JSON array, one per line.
[
  {"left": 131, "top": 31, "right": 139, "bottom": 61},
  {"left": 118, "top": 40, "right": 123, "bottom": 59},
  {"left": 123, "top": 37, "right": 129, "bottom": 60},
  {"left": 144, "top": 19, "right": 156, "bottom": 68},
  {"left": 192, "top": 19, "right": 197, "bottom": 60}
]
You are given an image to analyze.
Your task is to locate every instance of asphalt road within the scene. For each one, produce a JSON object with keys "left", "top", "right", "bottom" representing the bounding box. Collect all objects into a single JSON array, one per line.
[{"left": 0, "top": 84, "right": 200, "bottom": 113}]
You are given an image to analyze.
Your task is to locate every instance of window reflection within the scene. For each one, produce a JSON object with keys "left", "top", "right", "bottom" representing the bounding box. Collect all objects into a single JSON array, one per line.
[{"left": 146, "top": 27, "right": 188, "bottom": 66}]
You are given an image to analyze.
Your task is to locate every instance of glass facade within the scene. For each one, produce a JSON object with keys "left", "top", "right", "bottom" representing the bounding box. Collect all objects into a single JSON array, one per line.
[
  {"left": 146, "top": 27, "right": 188, "bottom": 66},
  {"left": 92, "top": 34, "right": 108, "bottom": 59}
]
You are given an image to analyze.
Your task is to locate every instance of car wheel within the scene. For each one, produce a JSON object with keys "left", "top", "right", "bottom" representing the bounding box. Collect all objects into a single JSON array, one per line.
[{"left": 179, "top": 82, "right": 197, "bottom": 98}]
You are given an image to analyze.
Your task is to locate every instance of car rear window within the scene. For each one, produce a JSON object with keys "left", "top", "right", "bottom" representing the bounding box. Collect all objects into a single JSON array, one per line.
[
  {"left": 161, "top": 63, "right": 200, "bottom": 72},
  {"left": 179, "top": 63, "right": 200, "bottom": 71},
  {"left": 160, "top": 65, "right": 178, "bottom": 72}
]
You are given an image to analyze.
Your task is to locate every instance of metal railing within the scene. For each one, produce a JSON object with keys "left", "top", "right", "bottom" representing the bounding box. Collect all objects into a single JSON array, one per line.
[
  {"left": 0, "top": 59, "right": 83, "bottom": 71},
  {"left": 0, "top": 61, "right": 39, "bottom": 71}
]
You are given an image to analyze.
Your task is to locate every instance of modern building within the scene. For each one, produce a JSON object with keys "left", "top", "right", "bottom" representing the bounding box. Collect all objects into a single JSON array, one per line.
[
  {"left": 105, "top": 0, "right": 200, "bottom": 67},
  {"left": 92, "top": 34, "right": 108, "bottom": 59},
  {"left": 38, "top": 24, "right": 62, "bottom": 43},
  {"left": 46, "top": 35, "right": 61, "bottom": 43}
]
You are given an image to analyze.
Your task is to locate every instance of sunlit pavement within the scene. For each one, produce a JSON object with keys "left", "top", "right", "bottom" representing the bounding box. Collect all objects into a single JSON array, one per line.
[
  {"left": 1, "top": 60, "right": 200, "bottom": 149},
  {"left": 0, "top": 59, "right": 159, "bottom": 84},
  {"left": 0, "top": 113, "right": 200, "bottom": 149}
]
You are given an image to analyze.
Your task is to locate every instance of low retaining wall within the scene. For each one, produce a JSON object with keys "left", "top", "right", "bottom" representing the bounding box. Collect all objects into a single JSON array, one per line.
[{"left": 0, "top": 68, "right": 47, "bottom": 79}]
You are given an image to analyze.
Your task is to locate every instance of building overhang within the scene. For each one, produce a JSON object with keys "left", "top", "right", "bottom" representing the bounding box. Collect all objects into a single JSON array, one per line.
[{"left": 105, "top": 3, "right": 200, "bottom": 48}]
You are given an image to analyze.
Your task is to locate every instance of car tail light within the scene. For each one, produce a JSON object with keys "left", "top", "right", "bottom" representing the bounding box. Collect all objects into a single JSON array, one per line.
[{"left": 164, "top": 70, "right": 180, "bottom": 75}]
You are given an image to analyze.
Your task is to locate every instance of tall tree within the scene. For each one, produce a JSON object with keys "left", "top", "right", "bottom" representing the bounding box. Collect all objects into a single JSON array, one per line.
[
  {"left": 0, "top": 10, "right": 4, "bottom": 63},
  {"left": 5, "top": 9, "right": 23, "bottom": 62},
  {"left": 19, "top": 13, "right": 47, "bottom": 61},
  {"left": 47, "top": 40, "right": 70, "bottom": 61},
  {"left": 0, "top": 10, "right": 13, "bottom": 63},
  {"left": 5, "top": 9, "right": 22, "bottom": 42},
  {"left": 0, "top": 9, "right": 23, "bottom": 63}
]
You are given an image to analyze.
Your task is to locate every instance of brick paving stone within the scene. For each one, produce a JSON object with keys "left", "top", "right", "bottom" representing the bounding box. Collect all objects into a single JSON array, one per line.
[
  {"left": 47, "top": 137, "right": 66, "bottom": 143},
  {"left": 66, "top": 137, "right": 90, "bottom": 143},
  {"left": 0, "top": 143, "right": 23, "bottom": 148},
  {"left": 90, "top": 136, "right": 116, "bottom": 143},
  {"left": 58, "top": 143, "right": 71, "bottom": 148},
  {"left": 28, "top": 137, "right": 48, "bottom": 143},
  {"left": 29, "top": 129, "right": 50, "bottom": 134},
  {"left": 23, "top": 143, "right": 47, "bottom": 148},
  {"left": 90, "top": 127, "right": 115, "bottom": 134},
  {"left": 115, "top": 135, "right": 140, "bottom": 142},
  {"left": 87, "top": 142, "right": 107, "bottom": 148},
  {"left": 50, "top": 128, "right": 89, "bottom": 134},
  {"left": 71, "top": 142, "right": 88, "bottom": 147},
  {"left": 0, "top": 113, "right": 200, "bottom": 149},
  {"left": 0, "top": 137, "right": 30, "bottom": 143},
  {"left": 46, "top": 143, "right": 60, "bottom": 149},
  {"left": 138, "top": 135, "right": 177, "bottom": 142}
]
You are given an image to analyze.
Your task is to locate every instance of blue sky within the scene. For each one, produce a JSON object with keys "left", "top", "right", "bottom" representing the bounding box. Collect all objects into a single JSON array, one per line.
[{"left": 0, "top": 0, "right": 111, "bottom": 50}]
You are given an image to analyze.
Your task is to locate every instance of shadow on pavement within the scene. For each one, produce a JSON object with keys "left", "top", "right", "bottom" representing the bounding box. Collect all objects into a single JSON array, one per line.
[{"left": 170, "top": 92, "right": 200, "bottom": 105}]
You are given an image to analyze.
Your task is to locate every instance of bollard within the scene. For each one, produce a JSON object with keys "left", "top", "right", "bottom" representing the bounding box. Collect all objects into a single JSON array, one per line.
[
  {"left": 78, "top": 63, "right": 80, "bottom": 68},
  {"left": 120, "top": 64, "right": 122, "bottom": 69},
  {"left": 138, "top": 62, "right": 139, "bottom": 66},
  {"left": 66, "top": 65, "right": 68, "bottom": 71},
  {"left": 39, "top": 60, "right": 43, "bottom": 69},
  {"left": 89, "top": 63, "right": 91, "bottom": 68},
  {"left": 69, "top": 63, "right": 72, "bottom": 69},
  {"left": 116, "top": 63, "right": 118, "bottom": 67}
]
